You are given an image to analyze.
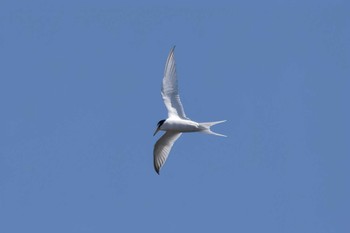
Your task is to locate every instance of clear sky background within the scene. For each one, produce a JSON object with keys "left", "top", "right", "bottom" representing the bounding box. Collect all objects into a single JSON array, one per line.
[{"left": 1, "top": 1, "right": 349, "bottom": 232}]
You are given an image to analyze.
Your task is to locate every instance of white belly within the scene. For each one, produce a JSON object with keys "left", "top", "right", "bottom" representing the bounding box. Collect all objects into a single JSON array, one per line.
[{"left": 161, "top": 119, "right": 200, "bottom": 132}]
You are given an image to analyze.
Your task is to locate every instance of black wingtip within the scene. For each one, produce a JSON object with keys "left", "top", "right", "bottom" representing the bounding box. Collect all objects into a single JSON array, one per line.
[{"left": 154, "top": 164, "right": 160, "bottom": 175}]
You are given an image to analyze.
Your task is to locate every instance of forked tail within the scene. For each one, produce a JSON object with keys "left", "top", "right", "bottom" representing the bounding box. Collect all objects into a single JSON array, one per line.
[{"left": 199, "top": 120, "right": 227, "bottom": 137}]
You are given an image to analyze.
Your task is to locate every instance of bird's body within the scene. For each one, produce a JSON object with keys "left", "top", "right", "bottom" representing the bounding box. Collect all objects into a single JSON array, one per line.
[
  {"left": 159, "top": 118, "right": 199, "bottom": 132},
  {"left": 153, "top": 47, "right": 226, "bottom": 174}
]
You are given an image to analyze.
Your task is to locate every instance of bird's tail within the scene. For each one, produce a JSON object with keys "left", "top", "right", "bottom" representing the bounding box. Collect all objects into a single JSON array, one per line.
[{"left": 199, "top": 120, "right": 227, "bottom": 137}]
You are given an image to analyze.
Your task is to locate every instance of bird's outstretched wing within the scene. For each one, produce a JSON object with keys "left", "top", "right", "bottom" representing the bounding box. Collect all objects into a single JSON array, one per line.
[
  {"left": 162, "top": 47, "right": 189, "bottom": 119},
  {"left": 153, "top": 131, "right": 182, "bottom": 174}
]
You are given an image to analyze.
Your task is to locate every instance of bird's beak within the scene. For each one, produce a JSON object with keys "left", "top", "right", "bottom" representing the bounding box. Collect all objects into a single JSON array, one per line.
[{"left": 153, "top": 127, "right": 160, "bottom": 136}]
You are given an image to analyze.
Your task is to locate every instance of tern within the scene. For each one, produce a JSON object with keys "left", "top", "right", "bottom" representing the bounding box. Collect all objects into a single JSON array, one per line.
[{"left": 153, "top": 47, "right": 226, "bottom": 174}]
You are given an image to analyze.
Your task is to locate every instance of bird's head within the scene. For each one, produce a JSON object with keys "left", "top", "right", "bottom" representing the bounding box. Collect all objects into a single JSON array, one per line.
[{"left": 153, "top": 119, "right": 166, "bottom": 136}]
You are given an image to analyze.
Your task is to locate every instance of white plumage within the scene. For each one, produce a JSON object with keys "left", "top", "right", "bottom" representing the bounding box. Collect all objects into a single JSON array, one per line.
[{"left": 153, "top": 47, "right": 226, "bottom": 174}]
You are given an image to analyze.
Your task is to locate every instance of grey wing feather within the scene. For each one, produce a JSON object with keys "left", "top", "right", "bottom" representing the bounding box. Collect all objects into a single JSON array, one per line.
[
  {"left": 162, "top": 47, "right": 189, "bottom": 119},
  {"left": 153, "top": 131, "right": 182, "bottom": 174}
]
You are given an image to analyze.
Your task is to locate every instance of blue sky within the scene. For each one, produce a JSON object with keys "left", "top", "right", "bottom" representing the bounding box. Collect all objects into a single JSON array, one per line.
[{"left": 1, "top": 1, "right": 349, "bottom": 232}]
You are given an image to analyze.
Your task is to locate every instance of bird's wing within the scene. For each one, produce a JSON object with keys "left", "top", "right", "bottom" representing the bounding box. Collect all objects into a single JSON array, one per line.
[
  {"left": 153, "top": 131, "right": 182, "bottom": 174},
  {"left": 162, "top": 47, "right": 189, "bottom": 120}
]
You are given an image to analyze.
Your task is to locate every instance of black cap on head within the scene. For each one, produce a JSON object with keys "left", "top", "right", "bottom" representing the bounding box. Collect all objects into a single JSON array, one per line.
[{"left": 157, "top": 119, "right": 166, "bottom": 127}]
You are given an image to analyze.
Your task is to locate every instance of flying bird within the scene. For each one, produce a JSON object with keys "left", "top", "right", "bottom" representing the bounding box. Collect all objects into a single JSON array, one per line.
[{"left": 153, "top": 47, "right": 226, "bottom": 174}]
